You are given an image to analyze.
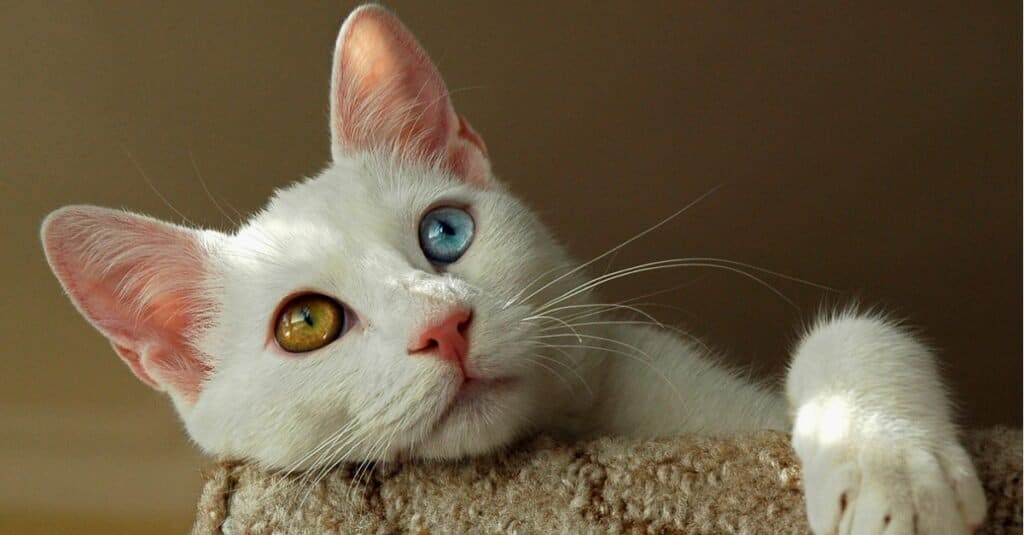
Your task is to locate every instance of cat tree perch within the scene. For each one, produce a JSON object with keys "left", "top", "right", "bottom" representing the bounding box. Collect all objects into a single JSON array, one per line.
[{"left": 193, "top": 428, "right": 1021, "bottom": 534}]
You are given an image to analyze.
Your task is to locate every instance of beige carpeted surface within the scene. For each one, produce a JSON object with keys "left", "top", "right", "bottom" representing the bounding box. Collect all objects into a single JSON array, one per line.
[{"left": 193, "top": 428, "right": 1021, "bottom": 534}]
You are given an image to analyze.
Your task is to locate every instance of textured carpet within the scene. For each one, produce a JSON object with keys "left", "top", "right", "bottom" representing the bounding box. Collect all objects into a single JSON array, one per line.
[{"left": 193, "top": 428, "right": 1021, "bottom": 534}]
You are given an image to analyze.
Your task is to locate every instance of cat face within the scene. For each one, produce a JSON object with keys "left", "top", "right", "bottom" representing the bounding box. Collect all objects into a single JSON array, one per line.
[
  {"left": 193, "top": 152, "right": 588, "bottom": 467},
  {"left": 41, "top": 6, "right": 589, "bottom": 469}
]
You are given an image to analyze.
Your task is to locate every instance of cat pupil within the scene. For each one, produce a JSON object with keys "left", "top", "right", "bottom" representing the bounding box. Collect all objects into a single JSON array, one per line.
[
  {"left": 301, "top": 307, "right": 313, "bottom": 326},
  {"left": 428, "top": 220, "right": 453, "bottom": 242}
]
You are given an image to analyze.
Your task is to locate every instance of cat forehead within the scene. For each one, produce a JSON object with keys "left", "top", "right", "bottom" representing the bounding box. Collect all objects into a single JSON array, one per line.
[{"left": 245, "top": 154, "right": 470, "bottom": 238}]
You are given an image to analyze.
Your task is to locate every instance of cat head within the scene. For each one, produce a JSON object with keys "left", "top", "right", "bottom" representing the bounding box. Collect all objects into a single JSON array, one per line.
[{"left": 41, "top": 5, "right": 590, "bottom": 469}]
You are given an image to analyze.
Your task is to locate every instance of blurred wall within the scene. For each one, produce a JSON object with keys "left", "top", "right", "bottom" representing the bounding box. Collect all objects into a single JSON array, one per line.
[{"left": 2, "top": 2, "right": 1019, "bottom": 532}]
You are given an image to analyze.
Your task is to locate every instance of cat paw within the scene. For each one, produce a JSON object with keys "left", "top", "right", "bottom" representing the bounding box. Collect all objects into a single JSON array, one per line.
[{"left": 794, "top": 417, "right": 986, "bottom": 534}]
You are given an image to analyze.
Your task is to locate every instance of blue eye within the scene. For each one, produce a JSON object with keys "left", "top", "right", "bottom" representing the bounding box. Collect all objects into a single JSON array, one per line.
[{"left": 419, "top": 206, "right": 475, "bottom": 265}]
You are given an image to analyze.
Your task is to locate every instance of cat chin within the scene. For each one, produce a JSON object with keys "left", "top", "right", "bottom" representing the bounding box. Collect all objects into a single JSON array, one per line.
[{"left": 408, "top": 378, "right": 532, "bottom": 460}]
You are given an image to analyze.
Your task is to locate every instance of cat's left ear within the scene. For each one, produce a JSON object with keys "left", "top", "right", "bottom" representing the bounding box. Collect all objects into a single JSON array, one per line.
[
  {"left": 329, "top": 5, "right": 491, "bottom": 186},
  {"left": 41, "top": 206, "right": 222, "bottom": 406}
]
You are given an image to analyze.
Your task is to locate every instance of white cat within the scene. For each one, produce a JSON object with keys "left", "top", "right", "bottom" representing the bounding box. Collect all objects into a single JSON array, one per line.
[{"left": 41, "top": 5, "right": 985, "bottom": 534}]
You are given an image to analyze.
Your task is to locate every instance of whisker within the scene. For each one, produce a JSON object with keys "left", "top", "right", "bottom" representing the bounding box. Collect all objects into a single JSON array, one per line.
[
  {"left": 681, "top": 257, "right": 833, "bottom": 291},
  {"left": 346, "top": 411, "right": 410, "bottom": 503},
  {"left": 524, "top": 354, "right": 575, "bottom": 393},
  {"left": 615, "top": 301, "right": 698, "bottom": 320},
  {"left": 502, "top": 261, "right": 576, "bottom": 310},
  {"left": 530, "top": 352, "right": 594, "bottom": 398},
  {"left": 528, "top": 302, "right": 664, "bottom": 327},
  {"left": 533, "top": 333, "right": 657, "bottom": 363},
  {"left": 338, "top": 434, "right": 379, "bottom": 503},
  {"left": 264, "top": 418, "right": 362, "bottom": 498},
  {"left": 524, "top": 313, "right": 584, "bottom": 343},
  {"left": 535, "top": 342, "right": 684, "bottom": 405},
  {"left": 332, "top": 431, "right": 384, "bottom": 506},
  {"left": 351, "top": 430, "right": 393, "bottom": 495},
  {"left": 187, "top": 148, "right": 238, "bottom": 228},
  {"left": 556, "top": 301, "right": 700, "bottom": 325},
  {"left": 538, "top": 317, "right": 715, "bottom": 359},
  {"left": 301, "top": 422, "right": 375, "bottom": 501},
  {"left": 292, "top": 442, "right": 343, "bottom": 504},
  {"left": 298, "top": 424, "right": 363, "bottom": 483},
  {"left": 534, "top": 260, "right": 801, "bottom": 314},
  {"left": 288, "top": 419, "right": 361, "bottom": 471},
  {"left": 513, "top": 186, "right": 723, "bottom": 307},
  {"left": 122, "top": 145, "right": 197, "bottom": 227},
  {"left": 538, "top": 319, "right": 655, "bottom": 333},
  {"left": 618, "top": 275, "right": 711, "bottom": 305}
]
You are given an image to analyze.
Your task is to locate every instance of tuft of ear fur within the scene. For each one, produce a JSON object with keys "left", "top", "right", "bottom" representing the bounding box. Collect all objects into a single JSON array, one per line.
[
  {"left": 329, "top": 4, "right": 491, "bottom": 185},
  {"left": 41, "top": 206, "right": 220, "bottom": 405}
]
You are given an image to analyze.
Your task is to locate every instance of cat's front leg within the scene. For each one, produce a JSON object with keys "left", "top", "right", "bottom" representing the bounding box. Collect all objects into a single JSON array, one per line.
[{"left": 786, "top": 311, "right": 986, "bottom": 534}]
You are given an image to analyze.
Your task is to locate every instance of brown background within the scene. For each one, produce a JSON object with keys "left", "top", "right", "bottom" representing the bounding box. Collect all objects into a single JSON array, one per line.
[{"left": 2, "top": 2, "right": 1019, "bottom": 532}]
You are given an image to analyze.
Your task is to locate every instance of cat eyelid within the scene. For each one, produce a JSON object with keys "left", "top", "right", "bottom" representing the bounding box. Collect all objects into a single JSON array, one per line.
[{"left": 419, "top": 198, "right": 475, "bottom": 218}]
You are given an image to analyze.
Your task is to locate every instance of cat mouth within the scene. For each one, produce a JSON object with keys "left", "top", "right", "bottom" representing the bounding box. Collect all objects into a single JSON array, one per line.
[{"left": 430, "top": 376, "right": 515, "bottom": 432}]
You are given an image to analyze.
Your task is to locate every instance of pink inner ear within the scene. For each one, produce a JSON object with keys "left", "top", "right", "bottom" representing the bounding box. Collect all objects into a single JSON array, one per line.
[
  {"left": 450, "top": 114, "right": 489, "bottom": 187},
  {"left": 330, "top": 5, "right": 491, "bottom": 185},
  {"left": 42, "top": 207, "right": 215, "bottom": 402}
]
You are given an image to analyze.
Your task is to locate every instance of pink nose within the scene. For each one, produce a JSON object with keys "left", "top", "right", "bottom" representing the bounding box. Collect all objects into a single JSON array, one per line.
[{"left": 408, "top": 309, "right": 472, "bottom": 370}]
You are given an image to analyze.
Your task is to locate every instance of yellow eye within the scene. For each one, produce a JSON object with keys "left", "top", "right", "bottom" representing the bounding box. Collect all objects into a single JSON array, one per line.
[{"left": 274, "top": 294, "right": 345, "bottom": 353}]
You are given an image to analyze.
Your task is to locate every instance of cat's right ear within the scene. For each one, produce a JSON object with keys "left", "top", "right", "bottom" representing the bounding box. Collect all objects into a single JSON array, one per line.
[
  {"left": 41, "top": 206, "right": 221, "bottom": 406},
  {"left": 328, "top": 5, "right": 491, "bottom": 186}
]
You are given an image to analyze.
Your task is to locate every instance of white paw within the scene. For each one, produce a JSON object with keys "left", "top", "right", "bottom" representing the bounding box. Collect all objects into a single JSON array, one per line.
[
  {"left": 787, "top": 312, "right": 988, "bottom": 534},
  {"left": 794, "top": 418, "right": 987, "bottom": 535}
]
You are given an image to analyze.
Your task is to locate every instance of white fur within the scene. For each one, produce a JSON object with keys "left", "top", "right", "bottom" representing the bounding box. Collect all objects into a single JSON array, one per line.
[
  {"left": 42, "top": 5, "right": 986, "bottom": 533},
  {"left": 184, "top": 152, "right": 591, "bottom": 467},
  {"left": 786, "top": 311, "right": 986, "bottom": 534},
  {"left": 174, "top": 150, "right": 982, "bottom": 532}
]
